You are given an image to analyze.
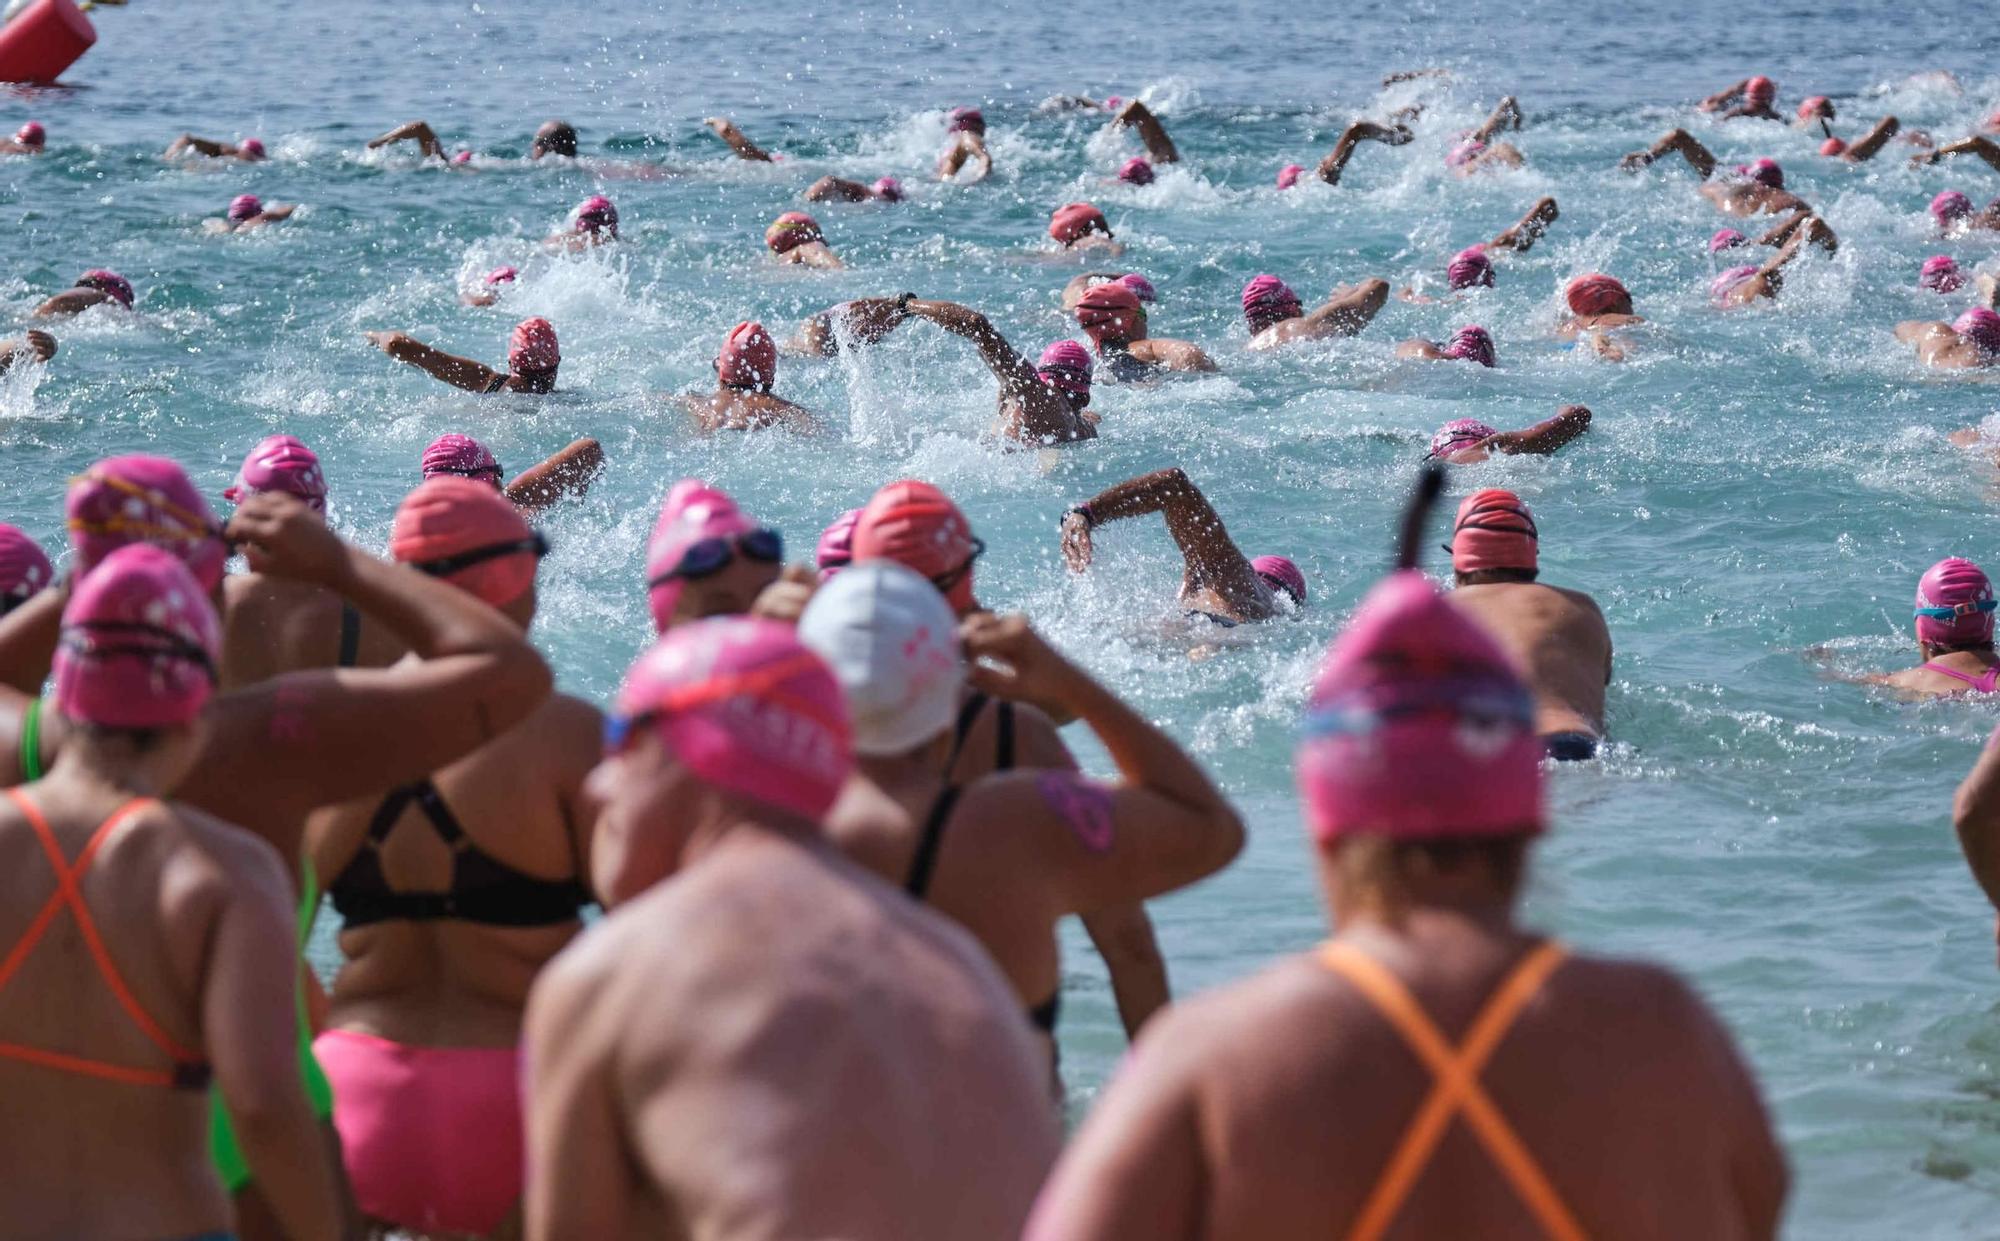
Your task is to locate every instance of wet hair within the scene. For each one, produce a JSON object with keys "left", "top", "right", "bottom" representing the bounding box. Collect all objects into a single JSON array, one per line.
[
  {"left": 533, "top": 120, "right": 578, "bottom": 158},
  {"left": 1332, "top": 835, "right": 1530, "bottom": 924},
  {"left": 1457, "top": 566, "right": 1539, "bottom": 585}
]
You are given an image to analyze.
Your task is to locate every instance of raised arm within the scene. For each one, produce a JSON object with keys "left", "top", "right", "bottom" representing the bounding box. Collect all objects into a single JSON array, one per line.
[
  {"left": 1490, "top": 404, "right": 1591, "bottom": 455},
  {"left": 0, "top": 329, "right": 57, "bottom": 373},
  {"left": 1316, "top": 120, "right": 1412, "bottom": 185},
  {"left": 1620, "top": 127, "right": 1717, "bottom": 178},
  {"left": 1470, "top": 95, "right": 1523, "bottom": 143},
  {"left": 1844, "top": 115, "right": 1901, "bottom": 162},
  {"left": 1756, "top": 209, "right": 1836, "bottom": 252},
  {"left": 1489, "top": 196, "right": 1558, "bottom": 252},
  {"left": 1699, "top": 80, "right": 1749, "bottom": 113},
  {"left": 1063, "top": 468, "right": 1264, "bottom": 611},
  {"left": 804, "top": 175, "right": 872, "bottom": 202},
  {"left": 166, "top": 134, "right": 225, "bottom": 158},
  {"left": 904, "top": 298, "right": 1038, "bottom": 394},
  {"left": 365, "top": 330, "right": 504, "bottom": 393},
  {"left": 1913, "top": 134, "right": 2000, "bottom": 172},
  {"left": 1113, "top": 100, "right": 1180, "bottom": 164},
  {"left": 0, "top": 583, "right": 63, "bottom": 693},
  {"left": 367, "top": 120, "right": 446, "bottom": 160},
  {"left": 703, "top": 117, "right": 774, "bottom": 162},
  {"left": 505, "top": 438, "right": 605, "bottom": 514},
  {"left": 789, "top": 296, "right": 914, "bottom": 356},
  {"left": 1300, "top": 278, "right": 1389, "bottom": 336}
]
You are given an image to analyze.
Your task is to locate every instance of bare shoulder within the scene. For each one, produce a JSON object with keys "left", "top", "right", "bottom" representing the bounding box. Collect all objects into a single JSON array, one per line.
[
  {"left": 1543, "top": 951, "right": 1724, "bottom": 1042},
  {"left": 160, "top": 802, "right": 294, "bottom": 907},
  {"left": 540, "top": 690, "right": 606, "bottom": 737}
]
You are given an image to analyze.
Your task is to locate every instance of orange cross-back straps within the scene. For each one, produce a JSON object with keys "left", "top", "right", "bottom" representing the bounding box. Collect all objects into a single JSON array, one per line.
[
  {"left": 1317, "top": 939, "right": 1587, "bottom": 1241},
  {"left": 0, "top": 788, "right": 209, "bottom": 1089}
]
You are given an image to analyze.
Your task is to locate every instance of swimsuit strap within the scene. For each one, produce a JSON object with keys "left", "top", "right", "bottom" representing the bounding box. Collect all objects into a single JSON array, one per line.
[
  {"left": 903, "top": 786, "right": 964, "bottom": 900},
  {"left": 336, "top": 602, "right": 361, "bottom": 669},
  {"left": 1921, "top": 661, "right": 2000, "bottom": 692},
  {"left": 19, "top": 695, "right": 43, "bottom": 782},
  {"left": 1317, "top": 939, "right": 1584, "bottom": 1241},
  {"left": 410, "top": 780, "right": 470, "bottom": 849},
  {"left": 994, "top": 700, "right": 1016, "bottom": 772},
  {"left": 943, "top": 692, "right": 989, "bottom": 774},
  {"left": 1027, "top": 987, "right": 1061, "bottom": 1034},
  {"left": 0, "top": 789, "right": 209, "bottom": 1088}
]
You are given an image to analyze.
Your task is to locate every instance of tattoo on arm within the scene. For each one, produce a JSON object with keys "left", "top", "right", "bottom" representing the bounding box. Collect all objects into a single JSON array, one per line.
[{"left": 1037, "top": 772, "right": 1115, "bottom": 854}]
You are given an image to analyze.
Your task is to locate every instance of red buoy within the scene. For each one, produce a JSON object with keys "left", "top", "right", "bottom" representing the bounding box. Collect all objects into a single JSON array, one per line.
[{"left": 0, "top": 0, "right": 96, "bottom": 86}]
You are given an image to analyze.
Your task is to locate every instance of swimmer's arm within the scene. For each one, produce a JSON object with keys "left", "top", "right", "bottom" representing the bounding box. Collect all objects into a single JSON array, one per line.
[
  {"left": 1844, "top": 115, "right": 1901, "bottom": 162},
  {"left": 256, "top": 204, "right": 297, "bottom": 223},
  {"left": 702, "top": 117, "right": 774, "bottom": 162},
  {"left": 1621, "top": 128, "right": 1715, "bottom": 178},
  {"left": 1300, "top": 277, "right": 1389, "bottom": 337},
  {"left": 804, "top": 176, "right": 871, "bottom": 202},
  {"left": 366, "top": 120, "right": 445, "bottom": 160},
  {"left": 1067, "top": 468, "right": 1261, "bottom": 607},
  {"left": 1698, "top": 80, "right": 1749, "bottom": 113},
  {"left": 1754, "top": 230, "right": 1811, "bottom": 296},
  {"left": 1395, "top": 338, "right": 1449, "bottom": 360},
  {"left": 1080, "top": 904, "right": 1171, "bottom": 1036},
  {"left": 166, "top": 134, "right": 224, "bottom": 158},
  {"left": 0, "top": 329, "right": 57, "bottom": 370},
  {"left": 1137, "top": 338, "right": 1218, "bottom": 372},
  {"left": 1491, "top": 404, "right": 1591, "bottom": 455},
  {"left": 364, "top": 331, "right": 505, "bottom": 393},
  {"left": 524, "top": 952, "right": 635, "bottom": 1239},
  {"left": 1916, "top": 135, "right": 2000, "bottom": 171},
  {"left": 1383, "top": 68, "right": 1449, "bottom": 85},
  {"left": 1895, "top": 320, "right": 1949, "bottom": 344},
  {"left": 1315, "top": 121, "right": 1410, "bottom": 185},
  {"left": 0, "top": 585, "right": 66, "bottom": 694},
  {"left": 31, "top": 290, "right": 105, "bottom": 318},
  {"left": 905, "top": 299, "right": 1038, "bottom": 393},
  {"left": 1113, "top": 100, "right": 1180, "bottom": 164},
  {"left": 505, "top": 438, "right": 605, "bottom": 515},
  {"left": 1954, "top": 736, "right": 2000, "bottom": 913},
  {"left": 1489, "top": 195, "right": 1558, "bottom": 252},
  {"left": 1470, "top": 95, "right": 1523, "bottom": 142},
  {"left": 1581, "top": 330, "right": 1625, "bottom": 362}
]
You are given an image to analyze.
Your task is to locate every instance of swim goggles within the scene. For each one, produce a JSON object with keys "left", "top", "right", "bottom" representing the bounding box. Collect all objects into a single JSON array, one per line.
[
  {"left": 647, "top": 527, "right": 784, "bottom": 588},
  {"left": 411, "top": 532, "right": 549, "bottom": 578},
  {"left": 929, "top": 536, "right": 986, "bottom": 597},
  {"left": 1914, "top": 599, "right": 1998, "bottom": 621}
]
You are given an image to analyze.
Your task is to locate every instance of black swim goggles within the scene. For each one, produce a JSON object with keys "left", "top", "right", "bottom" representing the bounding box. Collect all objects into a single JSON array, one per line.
[
  {"left": 411, "top": 531, "right": 549, "bottom": 578},
  {"left": 59, "top": 620, "right": 219, "bottom": 685},
  {"left": 929, "top": 536, "right": 986, "bottom": 597},
  {"left": 646, "top": 527, "right": 784, "bottom": 588},
  {"left": 427, "top": 462, "right": 505, "bottom": 486}
]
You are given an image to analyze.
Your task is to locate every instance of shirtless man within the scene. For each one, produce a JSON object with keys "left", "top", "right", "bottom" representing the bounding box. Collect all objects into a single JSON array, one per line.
[
  {"left": 891, "top": 298, "right": 1099, "bottom": 444},
  {"left": 1701, "top": 74, "right": 1783, "bottom": 120},
  {"left": 1399, "top": 198, "right": 1560, "bottom": 301},
  {"left": 939, "top": 106, "right": 992, "bottom": 182},
  {"left": 1027, "top": 515, "right": 1787, "bottom": 1239},
  {"left": 1828, "top": 558, "right": 2000, "bottom": 697},
  {"left": 1897, "top": 302, "right": 2000, "bottom": 369},
  {"left": 1446, "top": 96, "right": 1527, "bottom": 174},
  {"left": 1314, "top": 119, "right": 1413, "bottom": 185},
  {"left": 1557, "top": 273, "right": 1644, "bottom": 361},
  {"left": 33, "top": 269, "right": 134, "bottom": 317},
  {"left": 1049, "top": 202, "right": 1122, "bottom": 254},
  {"left": 1442, "top": 490, "right": 1611, "bottom": 759},
  {"left": 524, "top": 617, "right": 1058, "bottom": 1240},
  {"left": 1396, "top": 325, "right": 1496, "bottom": 366},
  {"left": 0, "top": 545, "right": 342, "bottom": 1241},
  {"left": 1073, "top": 281, "right": 1215, "bottom": 376},
  {"left": 1111, "top": 98, "right": 1179, "bottom": 164},
  {"left": 548, "top": 195, "right": 617, "bottom": 251},
  {"left": 0, "top": 330, "right": 57, "bottom": 375},
  {"left": 766, "top": 211, "right": 843, "bottom": 268},
  {"left": 1061, "top": 467, "right": 1305, "bottom": 626},
  {"left": 366, "top": 316, "right": 562, "bottom": 393},
  {"left": 1, "top": 120, "right": 45, "bottom": 155},
  {"left": 1241, "top": 273, "right": 1390, "bottom": 350},
  {"left": 419, "top": 432, "right": 606, "bottom": 515},
  {"left": 166, "top": 133, "right": 266, "bottom": 161},
  {"left": 644, "top": 480, "right": 784, "bottom": 634},
  {"left": 1427, "top": 404, "right": 1592, "bottom": 463},
  {"left": 805, "top": 174, "right": 904, "bottom": 203},
  {"left": 1619, "top": 130, "right": 1810, "bottom": 216},
  {"left": 209, "top": 194, "right": 296, "bottom": 233},
  {"left": 680, "top": 321, "right": 820, "bottom": 432}
]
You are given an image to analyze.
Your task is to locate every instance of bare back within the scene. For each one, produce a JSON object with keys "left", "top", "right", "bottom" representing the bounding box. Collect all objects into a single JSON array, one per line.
[
  {"left": 221, "top": 573, "right": 402, "bottom": 689},
  {"left": 1448, "top": 582, "right": 1611, "bottom": 735},
  {"left": 681, "top": 389, "right": 820, "bottom": 433}
]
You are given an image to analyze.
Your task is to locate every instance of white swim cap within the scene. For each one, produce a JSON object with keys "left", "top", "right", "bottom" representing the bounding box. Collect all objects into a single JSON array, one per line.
[{"left": 798, "top": 561, "right": 963, "bottom": 757}]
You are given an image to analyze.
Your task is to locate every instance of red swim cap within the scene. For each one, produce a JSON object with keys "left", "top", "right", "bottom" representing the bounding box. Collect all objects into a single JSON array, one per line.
[
  {"left": 390, "top": 477, "right": 540, "bottom": 608},
  {"left": 1450, "top": 489, "right": 1538, "bottom": 574},
  {"left": 1049, "top": 202, "right": 1110, "bottom": 246},
  {"left": 851, "top": 481, "right": 979, "bottom": 614},
  {"left": 508, "top": 317, "right": 560, "bottom": 376},
  {"left": 716, "top": 321, "right": 778, "bottom": 391},
  {"left": 1820, "top": 137, "right": 1847, "bottom": 157},
  {"left": 1745, "top": 76, "right": 1776, "bottom": 105},
  {"left": 1075, "top": 281, "right": 1147, "bottom": 346},
  {"left": 766, "top": 211, "right": 824, "bottom": 254},
  {"left": 1565, "top": 272, "right": 1632, "bottom": 317}
]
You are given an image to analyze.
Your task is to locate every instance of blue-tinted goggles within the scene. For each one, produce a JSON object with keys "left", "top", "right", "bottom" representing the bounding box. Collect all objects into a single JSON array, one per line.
[
  {"left": 1914, "top": 599, "right": 1998, "bottom": 621},
  {"left": 646, "top": 527, "right": 783, "bottom": 589}
]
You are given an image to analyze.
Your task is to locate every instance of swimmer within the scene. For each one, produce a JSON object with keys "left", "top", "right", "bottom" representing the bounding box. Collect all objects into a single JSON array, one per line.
[
  {"left": 1921, "top": 255, "right": 1966, "bottom": 294},
  {"left": 1927, "top": 189, "right": 2000, "bottom": 234},
  {"left": 1557, "top": 273, "right": 1644, "bottom": 361},
  {"left": 802, "top": 565, "right": 1243, "bottom": 1069},
  {"left": 208, "top": 193, "right": 295, "bottom": 233},
  {"left": 460, "top": 264, "right": 517, "bottom": 307},
  {"left": 0, "top": 330, "right": 57, "bottom": 375},
  {"left": 166, "top": 133, "right": 266, "bottom": 161},
  {"left": 306, "top": 478, "right": 599, "bottom": 1240},
  {"left": 680, "top": 321, "right": 821, "bottom": 433},
  {"left": 1700, "top": 74, "right": 1783, "bottom": 120},
  {"left": 787, "top": 295, "right": 916, "bottom": 356},
  {"left": 1060, "top": 467, "right": 1306, "bottom": 625},
  {"left": 1398, "top": 198, "right": 1563, "bottom": 303},
  {"left": 644, "top": 479, "right": 784, "bottom": 633},
  {"left": 33, "top": 268, "right": 134, "bottom": 318},
  {"left": 701, "top": 115, "right": 776, "bottom": 161},
  {"left": 938, "top": 106, "right": 993, "bottom": 182},
  {"left": 1818, "top": 115, "right": 1902, "bottom": 162},
  {"left": 366, "top": 315, "right": 562, "bottom": 393},
  {"left": 1314, "top": 119, "right": 1414, "bottom": 185},
  {"left": 1059, "top": 269, "right": 1155, "bottom": 311},
  {"left": 766, "top": 210, "right": 843, "bottom": 268},
  {"left": 1913, "top": 133, "right": 2000, "bottom": 172},
  {"left": 367, "top": 119, "right": 452, "bottom": 160},
  {"left": 1396, "top": 324, "right": 1497, "bottom": 366},
  {"left": 1110, "top": 98, "right": 1180, "bottom": 165},
  {"left": 420, "top": 432, "right": 605, "bottom": 516},
  {"left": 0, "top": 526, "right": 51, "bottom": 616},
  {"left": 1241, "top": 273, "right": 1390, "bottom": 350},
  {"left": 1027, "top": 473, "right": 1787, "bottom": 1241},
  {"left": 0, "top": 119, "right": 45, "bottom": 154},
  {"left": 804, "top": 174, "right": 904, "bottom": 203},
  {"left": 525, "top": 617, "right": 1058, "bottom": 1240},
  {"left": 1708, "top": 217, "right": 1824, "bottom": 306},
  {"left": 1428, "top": 405, "right": 1592, "bottom": 463},
  {"left": 0, "top": 546, "right": 344, "bottom": 1241},
  {"left": 1897, "top": 301, "right": 2000, "bottom": 369},
  {"left": 1950, "top": 727, "right": 2000, "bottom": 965},
  {"left": 1048, "top": 201, "right": 1122, "bottom": 255},
  {"left": 1620, "top": 130, "right": 1812, "bottom": 216},
  {"left": 1276, "top": 162, "right": 1306, "bottom": 188},
  {"left": 529, "top": 119, "right": 578, "bottom": 159},
  {"left": 1117, "top": 156, "right": 1155, "bottom": 185},
  {"left": 1446, "top": 96, "right": 1527, "bottom": 174},
  {"left": 1073, "top": 280, "right": 1215, "bottom": 375},
  {"left": 1828, "top": 558, "right": 2000, "bottom": 697},
  {"left": 888, "top": 299, "right": 1100, "bottom": 443},
  {"left": 548, "top": 194, "right": 618, "bottom": 250},
  {"left": 1797, "top": 95, "right": 1836, "bottom": 131}
]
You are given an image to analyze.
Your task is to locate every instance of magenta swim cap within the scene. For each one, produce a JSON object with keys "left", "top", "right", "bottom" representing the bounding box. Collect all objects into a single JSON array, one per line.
[
  {"left": 485, "top": 265, "right": 518, "bottom": 286},
  {"left": 871, "top": 177, "right": 904, "bottom": 201},
  {"left": 224, "top": 434, "right": 327, "bottom": 512},
  {"left": 646, "top": 479, "right": 761, "bottom": 633},
  {"left": 0, "top": 526, "right": 52, "bottom": 612},
  {"left": 1446, "top": 246, "right": 1495, "bottom": 290},
  {"left": 16, "top": 120, "right": 45, "bottom": 147},
  {"left": 1251, "top": 555, "right": 1306, "bottom": 605},
  {"left": 1820, "top": 137, "right": 1847, "bottom": 157},
  {"left": 1920, "top": 255, "right": 1964, "bottom": 293},
  {"left": 54, "top": 544, "right": 221, "bottom": 730},
  {"left": 1916, "top": 557, "right": 1996, "bottom": 648},
  {"left": 1442, "top": 326, "right": 1496, "bottom": 367},
  {"left": 1428, "top": 419, "right": 1498, "bottom": 459},
  {"left": 609, "top": 616, "right": 853, "bottom": 822},
  {"left": 67, "top": 456, "right": 227, "bottom": 593},
  {"left": 1932, "top": 190, "right": 1973, "bottom": 223},
  {"left": 947, "top": 107, "right": 984, "bottom": 134},
  {"left": 1798, "top": 95, "right": 1831, "bottom": 121},
  {"left": 1116, "top": 273, "right": 1157, "bottom": 303},
  {"left": 1242, "top": 274, "right": 1303, "bottom": 334},
  {"left": 1954, "top": 308, "right": 2000, "bottom": 358},
  {"left": 1036, "top": 340, "right": 1094, "bottom": 402},
  {"left": 1709, "top": 228, "right": 1747, "bottom": 255},
  {"left": 1745, "top": 76, "right": 1776, "bottom": 105},
  {"left": 1445, "top": 139, "right": 1486, "bottom": 168},
  {"left": 1710, "top": 264, "right": 1762, "bottom": 305},
  {"left": 421, "top": 433, "right": 502, "bottom": 486},
  {"left": 1277, "top": 163, "right": 1305, "bottom": 189},
  {"left": 573, "top": 194, "right": 618, "bottom": 235},
  {"left": 1296, "top": 571, "right": 1542, "bottom": 843},
  {"left": 239, "top": 138, "right": 266, "bottom": 159},
  {"left": 227, "top": 194, "right": 262, "bottom": 222},
  {"left": 1734, "top": 158, "right": 1783, "bottom": 189},
  {"left": 815, "top": 508, "right": 862, "bottom": 582},
  {"left": 1118, "top": 157, "right": 1155, "bottom": 186},
  {"left": 76, "top": 269, "right": 134, "bottom": 308}
]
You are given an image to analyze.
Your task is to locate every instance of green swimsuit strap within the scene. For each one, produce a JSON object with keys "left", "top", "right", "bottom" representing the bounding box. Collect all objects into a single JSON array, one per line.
[{"left": 20, "top": 697, "right": 43, "bottom": 782}]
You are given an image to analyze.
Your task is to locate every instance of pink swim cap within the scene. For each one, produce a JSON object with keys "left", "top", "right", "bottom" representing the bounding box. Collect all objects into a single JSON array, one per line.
[
  {"left": 1915, "top": 557, "right": 1996, "bottom": 647},
  {"left": 1252, "top": 555, "right": 1306, "bottom": 605},
  {"left": 572, "top": 194, "right": 618, "bottom": 235},
  {"left": 1450, "top": 489, "right": 1537, "bottom": 574},
  {"left": 716, "top": 321, "right": 779, "bottom": 391},
  {"left": 1104, "top": 97, "right": 1123, "bottom": 111},
  {"left": 223, "top": 434, "right": 327, "bottom": 512},
  {"left": 1920, "top": 255, "right": 1964, "bottom": 293},
  {"left": 227, "top": 194, "right": 262, "bottom": 222},
  {"left": 1049, "top": 202, "right": 1111, "bottom": 246},
  {"left": 1445, "top": 139, "right": 1486, "bottom": 168},
  {"left": 389, "top": 477, "right": 541, "bottom": 608},
  {"left": 67, "top": 456, "right": 227, "bottom": 593},
  {"left": 1820, "top": 137, "right": 1847, "bottom": 157},
  {"left": 452, "top": 149, "right": 474, "bottom": 164},
  {"left": 1954, "top": 307, "right": 2000, "bottom": 359},
  {"left": 1734, "top": 158, "right": 1783, "bottom": 189},
  {"left": 1442, "top": 326, "right": 1496, "bottom": 367},
  {"left": 1447, "top": 246, "right": 1495, "bottom": 291},
  {"left": 1565, "top": 272, "right": 1632, "bottom": 317},
  {"left": 1745, "top": 76, "right": 1777, "bottom": 106},
  {"left": 646, "top": 480, "right": 761, "bottom": 632},
  {"left": 1116, "top": 272, "right": 1157, "bottom": 302},
  {"left": 766, "top": 211, "right": 824, "bottom": 255},
  {"left": 1075, "top": 282, "right": 1147, "bottom": 347},
  {"left": 609, "top": 617, "right": 852, "bottom": 823},
  {"left": 54, "top": 545, "right": 221, "bottom": 731},
  {"left": 0, "top": 526, "right": 51, "bottom": 612},
  {"left": 508, "top": 317, "right": 560, "bottom": 376},
  {"left": 16, "top": 120, "right": 45, "bottom": 147},
  {"left": 1296, "top": 571, "right": 1542, "bottom": 843},
  {"left": 1709, "top": 228, "right": 1747, "bottom": 254},
  {"left": 1428, "top": 419, "right": 1498, "bottom": 459},
  {"left": 239, "top": 138, "right": 266, "bottom": 159},
  {"left": 1036, "top": 340, "right": 1094, "bottom": 403},
  {"left": 871, "top": 177, "right": 904, "bottom": 201},
  {"left": 947, "top": 107, "right": 985, "bottom": 135},
  {"left": 1933, "top": 190, "right": 1974, "bottom": 224},
  {"left": 75, "top": 269, "right": 134, "bottom": 308},
  {"left": 1118, "top": 157, "right": 1155, "bottom": 186},
  {"left": 1242, "top": 274, "right": 1303, "bottom": 334},
  {"left": 485, "top": 265, "right": 517, "bottom": 286},
  {"left": 421, "top": 433, "right": 503, "bottom": 485},
  {"left": 851, "top": 481, "right": 980, "bottom": 614},
  {"left": 1710, "top": 264, "right": 1762, "bottom": 305},
  {"left": 1798, "top": 96, "right": 1831, "bottom": 121},
  {"left": 1277, "top": 163, "right": 1305, "bottom": 190},
  {"left": 815, "top": 508, "right": 862, "bottom": 582}
]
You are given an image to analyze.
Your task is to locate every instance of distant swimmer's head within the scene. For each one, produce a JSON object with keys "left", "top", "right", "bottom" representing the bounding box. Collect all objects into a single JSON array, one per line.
[
  {"left": 1745, "top": 76, "right": 1777, "bottom": 107},
  {"left": 1709, "top": 228, "right": 1748, "bottom": 255},
  {"left": 421, "top": 433, "right": 503, "bottom": 488},
  {"left": 227, "top": 194, "right": 262, "bottom": 223},
  {"left": 1734, "top": 158, "right": 1783, "bottom": 189},
  {"left": 391, "top": 477, "right": 545, "bottom": 620},
  {"left": 871, "top": 176, "right": 904, "bottom": 201},
  {"left": 1915, "top": 557, "right": 1996, "bottom": 651},
  {"left": 1932, "top": 190, "right": 1974, "bottom": 227},
  {"left": 507, "top": 317, "right": 561, "bottom": 389},
  {"left": 531, "top": 119, "right": 579, "bottom": 159},
  {"left": 798, "top": 560, "right": 964, "bottom": 757},
  {"left": 67, "top": 455, "right": 228, "bottom": 594},
  {"left": 1049, "top": 202, "right": 1112, "bottom": 247},
  {"left": 15, "top": 121, "right": 44, "bottom": 149},
  {"left": 1709, "top": 264, "right": 1762, "bottom": 305},
  {"left": 1920, "top": 255, "right": 1964, "bottom": 294},
  {"left": 1118, "top": 157, "right": 1155, "bottom": 186},
  {"left": 765, "top": 210, "right": 824, "bottom": 255},
  {"left": 572, "top": 194, "right": 619, "bottom": 237},
  {"left": 1441, "top": 326, "right": 1496, "bottom": 367},
  {"left": 75, "top": 268, "right": 134, "bottom": 308},
  {"left": 1446, "top": 245, "right": 1495, "bottom": 291},
  {"left": 485, "top": 265, "right": 518, "bottom": 286},
  {"left": 1074, "top": 282, "right": 1147, "bottom": 349},
  {"left": 1444, "top": 139, "right": 1485, "bottom": 168},
  {"left": 1276, "top": 163, "right": 1305, "bottom": 190},
  {"left": 645, "top": 479, "right": 781, "bottom": 633},
  {"left": 0, "top": 526, "right": 52, "bottom": 617},
  {"left": 715, "top": 320, "right": 779, "bottom": 392},
  {"left": 1819, "top": 137, "right": 1847, "bottom": 157},
  {"left": 1448, "top": 489, "right": 1538, "bottom": 581},
  {"left": 814, "top": 508, "right": 862, "bottom": 583},
  {"left": 1116, "top": 272, "right": 1156, "bottom": 303},
  {"left": 224, "top": 434, "right": 327, "bottom": 515},
  {"left": 946, "top": 106, "right": 986, "bottom": 136},
  {"left": 55, "top": 545, "right": 221, "bottom": 733},
  {"left": 851, "top": 480, "right": 982, "bottom": 615},
  {"left": 1954, "top": 308, "right": 2000, "bottom": 360},
  {"left": 1798, "top": 95, "right": 1832, "bottom": 122},
  {"left": 1241, "top": 274, "right": 1304, "bottom": 335},
  {"left": 1564, "top": 272, "right": 1633, "bottom": 318},
  {"left": 239, "top": 138, "right": 266, "bottom": 160},
  {"left": 1297, "top": 571, "right": 1542, "bottom": 851},
  {"left": 1036, "top": 339, "right": 1095, "bottom": 409},
  {"left": 1251, "top": 555, "right": 1307, "bottom": 608},
  {"left": 1427, "top": 419, "right": 1498, "bottom": 460}
]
